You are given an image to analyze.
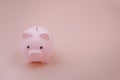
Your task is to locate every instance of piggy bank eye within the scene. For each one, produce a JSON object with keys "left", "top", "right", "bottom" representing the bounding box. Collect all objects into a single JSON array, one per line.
[
  {"left": 40, "top": 46, "right": 43, "bottom": 49},
  {"left": 27, "top": 46, "right": 30, "bottom": 49}
]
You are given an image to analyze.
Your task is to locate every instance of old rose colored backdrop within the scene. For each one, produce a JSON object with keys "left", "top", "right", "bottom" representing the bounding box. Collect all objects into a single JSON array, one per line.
[{"left": 0, "top": 0, "right": 120, "bottom": 80}]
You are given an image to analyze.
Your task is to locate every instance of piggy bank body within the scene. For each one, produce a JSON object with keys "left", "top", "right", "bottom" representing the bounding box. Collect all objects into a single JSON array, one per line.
[{"left": 21, "top": 26, "right": 52, "bottom": 63}]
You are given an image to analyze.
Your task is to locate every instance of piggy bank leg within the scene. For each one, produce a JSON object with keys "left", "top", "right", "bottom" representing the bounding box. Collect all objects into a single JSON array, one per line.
[
  {"left": 42, "top": 58, "right": 50, "bottom": 64},
  {"left": 25, "top": 59, "right": 33, "bottom": 64}
]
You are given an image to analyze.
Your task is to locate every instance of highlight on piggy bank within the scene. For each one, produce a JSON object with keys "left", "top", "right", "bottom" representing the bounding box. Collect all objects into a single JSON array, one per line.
[{"left": 20, "top": 26, "right": 52, "bottom": 64}]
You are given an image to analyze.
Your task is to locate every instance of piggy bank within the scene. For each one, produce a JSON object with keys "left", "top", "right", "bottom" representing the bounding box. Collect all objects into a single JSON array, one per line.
[{"left": 21, "top": 26, "right": 52, "bottom": 63}]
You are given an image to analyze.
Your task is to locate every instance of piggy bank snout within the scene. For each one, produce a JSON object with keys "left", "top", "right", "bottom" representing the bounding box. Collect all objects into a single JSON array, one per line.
[{"left": 28, "top": 50, "right": 42, "bottom": 59}]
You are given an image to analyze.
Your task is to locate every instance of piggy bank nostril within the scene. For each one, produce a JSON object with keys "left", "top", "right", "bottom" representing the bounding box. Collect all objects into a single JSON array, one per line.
[
  {"left": 30, "top": 53, "right": 41, "bottom": 59},
  {"left": 31, "top": 53, "right": 38, "bottom": 57}
]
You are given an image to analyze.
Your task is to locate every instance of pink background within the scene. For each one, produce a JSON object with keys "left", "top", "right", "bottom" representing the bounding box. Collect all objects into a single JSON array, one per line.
[{"left": 0, "top": 0, "right": 120, "bottom": 80}]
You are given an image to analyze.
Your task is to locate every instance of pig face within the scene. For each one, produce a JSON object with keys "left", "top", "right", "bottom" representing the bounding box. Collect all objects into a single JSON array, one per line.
[{"left": 21, "top": 32, "right": 50, "bottom": 62}]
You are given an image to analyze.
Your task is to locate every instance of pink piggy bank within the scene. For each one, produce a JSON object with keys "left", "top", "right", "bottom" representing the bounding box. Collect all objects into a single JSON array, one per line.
[{"left": 21, "top": 26, "right": 52, "bottom": 63}]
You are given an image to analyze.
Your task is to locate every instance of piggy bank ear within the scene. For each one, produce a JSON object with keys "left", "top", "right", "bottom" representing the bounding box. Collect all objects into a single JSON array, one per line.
[
  {"left": 39, "top": 33, "right": 49, "bottom": 40},
  {"left": 22, "top": 32, "right": 32, "bottom": 39}
]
